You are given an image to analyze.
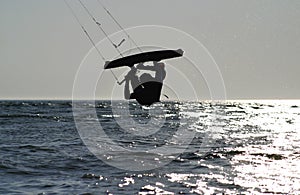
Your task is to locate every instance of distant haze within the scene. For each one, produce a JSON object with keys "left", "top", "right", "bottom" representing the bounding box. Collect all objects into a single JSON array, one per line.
[{"left": 1, "top": 0, "right": 300, "bottom": 100}]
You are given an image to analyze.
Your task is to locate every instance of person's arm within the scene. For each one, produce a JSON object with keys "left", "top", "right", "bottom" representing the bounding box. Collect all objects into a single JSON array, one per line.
[
  {"left": 124, "top": 67, "right": 138, "bottom": 99},
  {"left": 124, "top": 77, "right": 131, "bottom": 99},
  {"left": 154, "top": 62, "right": 166, "bottom": 81}
]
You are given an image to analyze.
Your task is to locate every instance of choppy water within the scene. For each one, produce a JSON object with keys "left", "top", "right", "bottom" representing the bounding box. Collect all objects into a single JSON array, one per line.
[{"left": 0, "top": 100, "right": 299, "bottom": 194}]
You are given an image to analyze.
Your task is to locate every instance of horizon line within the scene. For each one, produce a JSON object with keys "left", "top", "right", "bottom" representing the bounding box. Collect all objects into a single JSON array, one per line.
[{"left": 0, "top": 98, "right": 300, "bottom": 102}]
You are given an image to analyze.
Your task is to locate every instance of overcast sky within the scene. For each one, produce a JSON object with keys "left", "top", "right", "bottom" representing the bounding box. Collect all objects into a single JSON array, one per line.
[{"left": 1, "top": 0, "right": 300, "bottom": 100}]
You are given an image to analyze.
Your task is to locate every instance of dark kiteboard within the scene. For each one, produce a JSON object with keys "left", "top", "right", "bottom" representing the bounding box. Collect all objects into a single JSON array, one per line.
[{"left": 104, "top": 49, "right": 184, "bottom": 69}]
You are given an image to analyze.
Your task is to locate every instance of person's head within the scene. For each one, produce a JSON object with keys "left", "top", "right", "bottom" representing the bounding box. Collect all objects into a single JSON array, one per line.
[
  {"left": 140, "top": 73, "right": 153, "bottom": 83},
  {"left": 153, "top": 61, "right": 165, "bottom": 68},
  {"left": 158, "top": 62, "right": 165, "bottom": 68}
]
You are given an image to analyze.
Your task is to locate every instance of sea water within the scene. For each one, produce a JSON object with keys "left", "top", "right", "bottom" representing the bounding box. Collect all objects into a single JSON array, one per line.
[{"left": 0, "top": 100, "right": 299, "bottom": 194}]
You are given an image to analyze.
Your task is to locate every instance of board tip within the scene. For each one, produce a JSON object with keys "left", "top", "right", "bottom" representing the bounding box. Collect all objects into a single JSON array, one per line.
[
  {"left": 104, "top": 61, "right": 111, "bottom": 69},
  {"left": 176, "top": 49, "right": 184, "bottom": 56}
]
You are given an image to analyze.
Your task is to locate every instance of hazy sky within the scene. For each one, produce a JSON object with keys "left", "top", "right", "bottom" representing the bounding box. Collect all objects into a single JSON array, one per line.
[{"left": 1, "top": 0, "right": 300, "bottom": 100}]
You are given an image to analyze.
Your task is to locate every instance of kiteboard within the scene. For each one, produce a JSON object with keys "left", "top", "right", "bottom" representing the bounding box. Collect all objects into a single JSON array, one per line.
[{"left": 104, "top": 49, "right": 184, "bottom": 69}]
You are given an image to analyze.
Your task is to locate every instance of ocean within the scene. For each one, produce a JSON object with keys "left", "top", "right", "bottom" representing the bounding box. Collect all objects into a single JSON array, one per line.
[{"left": 0, "top": 100, "right": 299, "bottom": 194}]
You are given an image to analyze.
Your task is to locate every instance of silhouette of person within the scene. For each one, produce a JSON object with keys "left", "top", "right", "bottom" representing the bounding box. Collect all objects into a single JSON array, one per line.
[{"left": 124, "top": 61, "right": 166, "bottom": 106}]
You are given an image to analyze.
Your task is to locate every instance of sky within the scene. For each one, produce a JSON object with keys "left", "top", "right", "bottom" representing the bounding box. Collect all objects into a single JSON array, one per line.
[{"left": 1, "top": 0, "right": 300, "bottom": 100}]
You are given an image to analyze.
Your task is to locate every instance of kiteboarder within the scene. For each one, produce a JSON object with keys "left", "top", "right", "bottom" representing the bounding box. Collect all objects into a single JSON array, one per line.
[
  {"left": 64, "top": 0, "right": 184, "bottom": 105},
  {"left": 124, "top": 61, "right": 166, "bottom": 106}
]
